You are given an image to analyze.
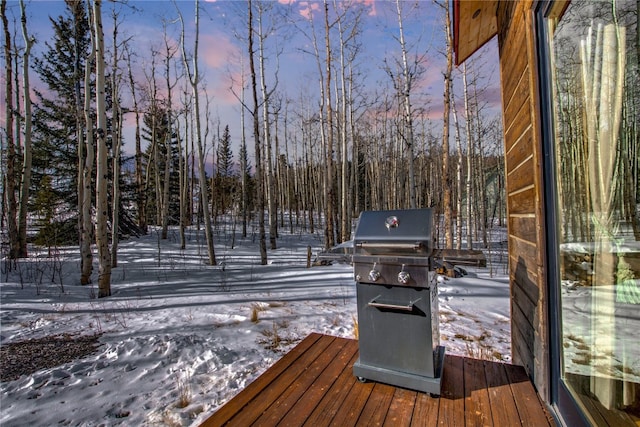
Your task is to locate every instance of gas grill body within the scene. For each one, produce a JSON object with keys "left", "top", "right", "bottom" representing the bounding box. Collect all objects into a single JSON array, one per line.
[{"left": 352, "top": 209, "right": 445, "bottom": 395}]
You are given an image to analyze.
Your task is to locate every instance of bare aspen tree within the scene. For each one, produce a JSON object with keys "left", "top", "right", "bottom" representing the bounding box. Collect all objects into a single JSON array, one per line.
[
  {"left": 12, "top": 36, "right": 19, "bottom": 197},
  {"left": 451, "top": 84, "right": 463, "bottom": 250},
  {"left": 463, "top": 62, "right": 474, "bottom": 250},
  {"left": 175, "top": 105, "right": 186, "bottom": 249},
  {"left": 2, "top": 0, "right": 19, "bottom": 260},
  {"left": 334, "top": 0, "right": 361, "bottom": 242},
  {"left": 178, "top": 0, "right": 216, "bottom": 265},
  {"left": 291, "top": 110, "right": 302, "bottom": 232},
  {"left": 124, "top": 44, "right": 146, "bottom": 233},
  {"left": 248, "top": 0, "right": 267, "bottom": 264},
  {"left": 303, "top": 0, "right": 336, "bottom": 247},
  {"left": 93, "top": 0, "right": 111, "bottom": 297},
  {"left": 110, "top": 9, "right": 123, "bottom": 267},
  {"left": 323, "top": 0, "right": 336, "bottom": 249},
  {"left": 350, "top": 64, "right": 361, "bottom": 217},
  {"left": 299, "top": 98, "right": 316, "bottom": 234},
  {"left": 173, "top": 77, "right": 192, "bottom": 249},
  {"left": 272, "top": 100, "right": 283, "bottom": 230},
  {"left": 338, "top": 13, "right": 350, "bottom": 243},
  {"left": 471, "top": 74, "right": 488, "bottom": 247},
  {"left": 153, "top": 99, "right": 163, "bottom": 229},
  {"left": 281, "top": 102, "right": 294, "bottom": 233},
  {"left": 239, "top": 54, "right": 249, "bottom": 238},
  {"left": 17, "top": 0, "right": 34, "bottom": 258},
  {"left": 72, "top": 0, "right": 88, "bottom": 277},
  {"left": 303, "top": 8, "right": 326, "bottom": 238},
  {"left": 179, "top": 82, "right": 194, "bottom": 238},
  {"left": 437, "top": 0, "right": 453, "bottom": 249},
  {"left": 394, "top": 0, "right": 416, "bottom": 209},
  {"left": 0, "top": 28, "right": 6, "bottom": 235},
  {"left": 161, "top": 23, "right": 177, "bottom": 240},
  {"left": 256, "top": 1, "right": 278, "bottom": 250},
  {"left": 81, "top": 4, "right": 96, "bottom": 285},
  {"left": 188, "top": 93, "right": 196, "bottom": 228},
  {"left": 142, "top": 51, "right": 166, "bottom": 229},
  {"left": 227, "top": 18, "right": 251, "bottom": 238},
  {"left": 203, "top": 93, "right": 215, "bottom": 222}
]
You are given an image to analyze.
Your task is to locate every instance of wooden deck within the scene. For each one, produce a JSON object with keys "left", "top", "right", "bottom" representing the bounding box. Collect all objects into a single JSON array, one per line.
[{"left": 201, "top": 333, "right": 556, "bottom": 426}]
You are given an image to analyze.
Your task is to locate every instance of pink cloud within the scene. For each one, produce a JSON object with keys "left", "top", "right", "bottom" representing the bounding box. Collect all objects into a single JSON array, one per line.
[
  {"left": 205, "top": 67, "right": 244, "bottom": 106},
  {"left": 199, "top": 32, "right": 245, "bottom": 106},
  {"left": 201, "top": 33, "right": 241, "bottom": 70},
  {"left": 296, "top": 1, "right": 376, "bottom": 21},
  {"left": 356, "top": 0, "right": 377, "bottom": 16},
  {"left": 298, "top": 1, "right": 321, "bottom": 20}
]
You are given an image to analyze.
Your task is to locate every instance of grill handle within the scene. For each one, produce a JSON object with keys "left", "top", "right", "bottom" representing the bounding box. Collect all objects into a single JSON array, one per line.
[
  {"left": 368, "top": 296, "right": 422, "bottom": 312},
  {"left": 356, "top": 242, "right": 426, "bottom": 251}
]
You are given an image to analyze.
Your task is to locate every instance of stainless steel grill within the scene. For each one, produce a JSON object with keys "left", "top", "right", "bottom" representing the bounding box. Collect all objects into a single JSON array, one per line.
[{"left": 352, "top": 208, "right": 445, "bottom": 395}]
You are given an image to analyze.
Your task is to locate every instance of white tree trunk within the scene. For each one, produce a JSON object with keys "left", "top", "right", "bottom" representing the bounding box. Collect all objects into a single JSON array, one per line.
[
  {"left": 179, "top": 0, "right": 216, "bottom": 265},
  {"left": 161, "top": 32, "right": 175, "bottom": 240},
  {"left": 2, "top": 0, "right": 19, "bottom": 260},
  {"left": 110, "top": 11, "right": 121, "bottom": 268},
  {"left": 247, "top": 0, "right": 267, "bottom": 264},
  {"left": 323, "top": 0, "right": 335, "bottom": 249},
  {"left": 463, "top": 63, "right": 474, "bottom": 250},
  {"left": 441, "top": 0, "right": 453, "bottom": 249},
  {"left": 257, "top": 3, "right": 277, "bottom": 250},
  {"left": 451, "top": 90, "right": 463, "bottom": 250},
  {"left": 395, "top": 0, "right": 416, "bottom": 209},
  {"left": 81, "top": 5, "right": 96, "bottom": 285},
  {"left": 93, "top": 0, "right": 111, "bottom": 297},
  {"left": 18, "top": 0, "right": 34, "bottom": 258}
]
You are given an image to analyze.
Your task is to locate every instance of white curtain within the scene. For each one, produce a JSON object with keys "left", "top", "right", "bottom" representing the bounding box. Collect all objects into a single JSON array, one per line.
[{"left": 580, "top": 22, "right": 629, "bottom": 410}]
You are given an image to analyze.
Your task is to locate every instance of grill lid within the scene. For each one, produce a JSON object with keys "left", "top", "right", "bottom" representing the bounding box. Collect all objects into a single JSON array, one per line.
[{"left": 354, "top": 209, "right": 434, "bottom": 256}]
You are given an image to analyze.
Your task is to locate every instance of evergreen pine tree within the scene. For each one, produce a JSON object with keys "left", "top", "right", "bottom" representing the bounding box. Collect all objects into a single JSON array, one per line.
[
  {"left": 31, "top": 0, "right": 92, "bottom": 243},
  {"left": 217, "top": 125, "right": 234, "bottom": 178},
  {"left": 238, "top": 138, "right": 254, "bottom": 237},
  {"left": 214, "top": 125, "right": 235, "bottom": 216}
]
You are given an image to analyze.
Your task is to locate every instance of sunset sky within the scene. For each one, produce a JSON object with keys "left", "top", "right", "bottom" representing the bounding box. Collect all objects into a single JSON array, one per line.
[{"left": 3, "top": 0, "right": 501, "bottom": 157}]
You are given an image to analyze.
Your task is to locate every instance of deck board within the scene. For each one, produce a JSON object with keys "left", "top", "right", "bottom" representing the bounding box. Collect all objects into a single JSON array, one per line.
[
  {"left": 410, "top": 391, "right": 440, "bottom": 426},
  {"left": 202, "top": 333, "right": 322, "bottom": 426},
  {"left": 438, "top": 355, "right": 466, "bottom": 427},
  {"left": 279, "top": 338, "right": 357, "bottom": 425},
  {"left": 484, "top": 358, "right": 523, "bottom": 426},
  {"left": 463, "top": 356, "right": 492, "bottom": 427},
  {"left": 225, "top": 335, "right": 335, "bottom": 426},
  {"left": 330, "top": 373, "right": 374, "bottom": 425},
  {"left": 201, "top": 333, "right": 555, "bottom": 427},
  {"left": 384, "top": 387, "right": 418, "bottom": 426},
  {"left": 357, "top": 382, "right": 396, "bottom": 426},
  {"left": 504, "top": 362, "right": 554, "bottom": 426},
  {"left": 254, "top": 335, "right": 346, "bottom": 426},
  {"left": 302, "top": 347, "right": 360, "bottom": 426}
]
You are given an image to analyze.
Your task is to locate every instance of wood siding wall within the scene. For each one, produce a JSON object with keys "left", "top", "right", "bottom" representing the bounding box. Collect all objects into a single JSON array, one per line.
[{"left": 496, "top": 0, "right": 550, "bottom": 400}]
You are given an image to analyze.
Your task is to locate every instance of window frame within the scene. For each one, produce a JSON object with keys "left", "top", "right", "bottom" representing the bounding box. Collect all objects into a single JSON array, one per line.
[{"left": 535, "top": 1, "right": 592, "bottom": 425}]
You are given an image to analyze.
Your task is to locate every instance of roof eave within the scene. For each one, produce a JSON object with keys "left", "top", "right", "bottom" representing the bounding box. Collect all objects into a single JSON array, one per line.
[{"left": 453, "top": 0, "right": 499, "bottom": 66}]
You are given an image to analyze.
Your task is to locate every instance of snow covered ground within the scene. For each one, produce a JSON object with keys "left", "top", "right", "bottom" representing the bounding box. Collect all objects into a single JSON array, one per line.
[{"left": 1, "top": 226, "right": 511, "bottom": 426}]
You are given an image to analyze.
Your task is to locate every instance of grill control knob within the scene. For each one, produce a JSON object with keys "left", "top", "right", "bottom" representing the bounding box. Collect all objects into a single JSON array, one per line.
[
  {"left": 398, "top": 264, "right": 410, "bottom": 284},
  {"left": 398, "top": 270, "right": 411, "bottom": 284},
  {"left": 368, "top": 263, "right": 381, "bottom": 282}
]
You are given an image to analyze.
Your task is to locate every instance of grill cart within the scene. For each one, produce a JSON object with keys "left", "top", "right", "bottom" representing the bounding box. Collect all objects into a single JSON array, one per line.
[{"left": 352, "top": 208, "right": 445, "bottom": 395}]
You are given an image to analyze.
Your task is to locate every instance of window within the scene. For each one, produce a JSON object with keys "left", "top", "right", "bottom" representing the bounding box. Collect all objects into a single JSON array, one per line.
[{"left": 543, "top": 0, "right": 640, "bottom": 425}]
